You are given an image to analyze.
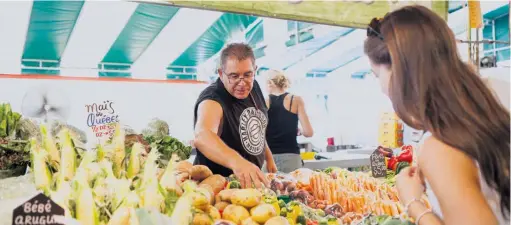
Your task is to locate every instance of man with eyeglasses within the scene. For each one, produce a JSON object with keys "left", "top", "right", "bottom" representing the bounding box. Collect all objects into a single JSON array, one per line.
[{"left": 192, "top": 43, "right": 278, "bottom": 188}]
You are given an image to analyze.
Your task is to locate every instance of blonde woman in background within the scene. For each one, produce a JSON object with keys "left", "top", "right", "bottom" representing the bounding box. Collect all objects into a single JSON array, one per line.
[{"left": 264, "top": 70, "right": 314, "bottom": 173}]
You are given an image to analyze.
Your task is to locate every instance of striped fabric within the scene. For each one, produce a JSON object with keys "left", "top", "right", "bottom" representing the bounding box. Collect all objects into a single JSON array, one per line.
[{"left": 0, "top": 1, "right": 506, "bottom": 81}]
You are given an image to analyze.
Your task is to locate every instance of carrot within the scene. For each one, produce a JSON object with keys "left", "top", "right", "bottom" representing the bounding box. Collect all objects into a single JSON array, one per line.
[
  {"left": 390, "top": 203, "right": 399, "bottom": 216},
  {"left": 332, "top": 182, "right": 338, "bottom": 204},
  {"left": 311, "top": 174, "right": 317, "bottom": 199}
]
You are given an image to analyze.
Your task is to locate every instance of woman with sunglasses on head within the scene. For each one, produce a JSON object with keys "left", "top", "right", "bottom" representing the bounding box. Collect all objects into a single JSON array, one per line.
[
  {"left": 364, "top": 5, "right": 510, "bottom": 225},
  {"left": 264, "top": 70, "right": 314, "bottom": 173}
]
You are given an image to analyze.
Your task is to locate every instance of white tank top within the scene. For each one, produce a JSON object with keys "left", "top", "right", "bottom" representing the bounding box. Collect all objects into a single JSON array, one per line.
[{"left": 418, "top": 132, "right": 509, "bottom": 224}]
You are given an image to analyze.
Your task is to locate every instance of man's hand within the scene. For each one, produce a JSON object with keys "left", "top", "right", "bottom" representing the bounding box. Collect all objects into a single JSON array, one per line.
[
  {"left": 266, "top": 160, "right": 278, "bottom": 173},
  {"left": 232, "top": 159, "right": 269, "bottom": 189}
]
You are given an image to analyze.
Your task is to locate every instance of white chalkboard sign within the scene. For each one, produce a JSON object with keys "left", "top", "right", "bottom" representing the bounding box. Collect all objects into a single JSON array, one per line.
[
  {"left": 12, "top": 193, "right": 64, "bottom": 225},
  {"left": 370, "top": 150, "right": 387, "bottom": 178}
]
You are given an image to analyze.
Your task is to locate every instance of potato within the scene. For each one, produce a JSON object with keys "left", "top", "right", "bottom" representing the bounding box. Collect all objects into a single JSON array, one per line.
[
  {"left": 191, "top": 165, "right": 213, "bottom": 181},
  {"left": 191, "top": 189, "right": 211, "bottom": 211},
  {"left": 264, "top": 217, "right": 290, "bottom": 225},
  {"left": 215, "top": 194, "right": 222, "bottom": 204},
  {"left": 222, "top": 204, "right": 250, "bottom": 224},
  {"left": 207, "top": 205, "right": 221, "bottom": 220},
  {"left": 231, "top": 189, "right": 263, "bottom": 208},
  {"left": 176, "top": 161, "right": 193, "bottom": 174},
  {"left": 242, "top": 218, "right": 260, "bottom": 225},
  {"left": 250, "top": 204, "right": 277, "bottom": 224},
  {"left": 200, "top": 175, "right": 227, "bottom": 194},
  {"left": 192, "top": 213, "right": 213, "bottom": 225},
  {"left": 198, "top": 184, "right": 215, "bottom": 204},
  {"left": 213, "top": 220, "right": 236, "bottom": 225},
  {"left": 214, "top": 201, "right": 229, "bottom": 211},
  {"left": 218, "top": 189, "right": 236, "bottom": 202}
]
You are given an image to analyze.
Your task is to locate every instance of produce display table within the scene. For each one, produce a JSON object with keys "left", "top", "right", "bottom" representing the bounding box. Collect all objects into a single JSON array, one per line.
[
  {"left": 303, "top": 152, "right": 371, "bottom": 170},
  {"left": 187, "top": 148, "right": 373, "bottom": 170},
  {"left": 0, "top": 175, "right": 38, "bottom": 225}
]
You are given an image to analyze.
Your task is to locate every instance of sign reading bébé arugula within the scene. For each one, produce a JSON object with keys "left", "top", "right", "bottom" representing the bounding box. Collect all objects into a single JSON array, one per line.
[{"left": 12, "top": 193, "right": 65, "bottom": 225}]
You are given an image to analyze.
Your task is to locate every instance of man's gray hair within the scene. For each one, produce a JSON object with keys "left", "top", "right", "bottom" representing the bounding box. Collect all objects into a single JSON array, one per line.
[{"left": 219, "top": 43, "right": 256, "bottom": 70}]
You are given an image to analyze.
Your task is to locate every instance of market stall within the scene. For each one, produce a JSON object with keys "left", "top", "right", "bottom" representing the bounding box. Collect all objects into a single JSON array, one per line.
[
  {"left": 0, "top": 1, "right": 508, "bottom": 225},
  {"left": 0, "top": 124, "right": 419, "bottom": 225}
]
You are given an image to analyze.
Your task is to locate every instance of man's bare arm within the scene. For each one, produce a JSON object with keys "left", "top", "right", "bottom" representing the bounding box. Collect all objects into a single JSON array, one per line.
[{"left": 193, "top": 100, "right": 244, "bottom": 169}]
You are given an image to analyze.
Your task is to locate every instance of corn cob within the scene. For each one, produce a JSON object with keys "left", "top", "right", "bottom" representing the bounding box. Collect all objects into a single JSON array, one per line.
[
  {"left": 141, "top": 146, "right": 159, "bottom": 186},
  {"left": 120, "top": 191, "right": 140, "bottom": 208},
  {"left": 111, "top": 124, "right": 126, "bottom": 178},
  {"left": 127, "top": 142, "right": 144, "bottom": 179},
  {"left": 74, "top": 168, "right": 100, "bottom": 225},
  {"left": 170, "top": 180, "right": 195, "bottom": 225},
  {"left": 57, "top": 128, "right": 76, "bottom": 182},
  {"left": 107, "top": 207, "right": 139, "bottom": 225},
  {"left": 50, "top": 181, "right": 72, "bottom": 217},
  {"left": 138, "top": 177, "right": 164, "bottom": 211},
  {"left": 40, "top": 124, "right": 60, "bottom": 167},
  {"left": 159, "top": 154, "right": 181, "bottom": 193},
  {"left": 30, "top": 138, "right": 52, "bottom": 194},
  {"left": 105, "top": 177, "right": 131, "bottom": 212}
]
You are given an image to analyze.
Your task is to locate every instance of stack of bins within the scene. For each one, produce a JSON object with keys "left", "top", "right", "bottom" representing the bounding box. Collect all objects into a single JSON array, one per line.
[{"left": 377, "top": 112, "right": 404, "bottom": 148}]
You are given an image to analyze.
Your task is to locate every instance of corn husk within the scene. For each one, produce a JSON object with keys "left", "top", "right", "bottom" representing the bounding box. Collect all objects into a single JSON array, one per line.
[
  {"left": 105, "top": 177, "right": 131, "bottom": 212},
  {"left": 159, "top": 154, "right": 181, "bottom": 193},
  {"left": 57, "top": 128, "right": 77, "bottom": 189},
  {"left": 40, "top": 124, "right": 60, "bottom": 167},
  {"left": 169, "top": 180, "right": 196, "bottom": 225},
  {"left": 50, "top": 181, "right": 73, "bottom": 217},
  {"left": 74, "top": 168, "right": 100, "bottom": 225},
  {"left": 138, "top": 178, "right": 164, "bottom": 211},
  {"left": 107, "top": 207, "right": 139, "bottom": 225},
  {"left": 127, "top": 142, "right": 144, "bottom": 179},
  {"left": 111, "top": 124, "right": 126, "bottom": 178},
  {"left": 30, "top": 138, "right": 52, "bottom": 194}
]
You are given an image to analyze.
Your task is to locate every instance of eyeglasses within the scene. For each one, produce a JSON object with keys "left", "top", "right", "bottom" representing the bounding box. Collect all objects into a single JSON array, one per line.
[
  {"left": 224, "top": 72, "right": 255, "bottom": 84},
  {"left": 367, "top": 17, "right": 385, "bottom": 40}
]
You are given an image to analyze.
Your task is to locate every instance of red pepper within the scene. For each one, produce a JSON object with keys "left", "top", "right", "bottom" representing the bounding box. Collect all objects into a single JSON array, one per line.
[
  {"left": 402, "top": 145, "right": 413, "bottom": 152},
  {"left": 397, "top": 149, "right": 413, "bottom": 163},
  {"left": 387, "top": 157, "right": 399, "bottom": 170}
]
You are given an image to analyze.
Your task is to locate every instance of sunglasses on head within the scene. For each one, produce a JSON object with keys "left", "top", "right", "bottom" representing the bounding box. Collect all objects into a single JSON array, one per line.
[{"left": 367, "top": 17, "right": 385, "bottom": 40}]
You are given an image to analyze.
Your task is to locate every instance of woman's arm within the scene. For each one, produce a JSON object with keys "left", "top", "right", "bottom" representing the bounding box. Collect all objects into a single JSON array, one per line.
[
  {"left": 417, "top": 137, "right": 498, "bottom": 225},
  {"left": 295, "top": 96, "right": 314, "bottom": 137}
]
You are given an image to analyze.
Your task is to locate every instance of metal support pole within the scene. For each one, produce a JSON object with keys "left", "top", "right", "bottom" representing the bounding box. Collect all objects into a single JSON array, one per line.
[{"left": 475, "top": 28, "right": 480, "bottom": 72}]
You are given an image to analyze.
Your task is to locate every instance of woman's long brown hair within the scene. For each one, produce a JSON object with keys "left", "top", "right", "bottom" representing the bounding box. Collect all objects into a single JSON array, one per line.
[{"left": 365, "top": 5, "right": 510, "bottom": 218}]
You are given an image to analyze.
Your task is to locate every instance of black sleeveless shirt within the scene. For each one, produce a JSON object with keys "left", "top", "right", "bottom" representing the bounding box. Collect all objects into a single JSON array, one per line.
[
  {"left": 266, "top": 93, "right": 300, "bottom": 155},
  {"left": 193, "top": 78, "right": 268, "bottom": 177}
]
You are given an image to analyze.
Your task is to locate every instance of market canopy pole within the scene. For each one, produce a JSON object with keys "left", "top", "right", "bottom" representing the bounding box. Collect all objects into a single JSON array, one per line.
[{"left": 140, "top": 0, "right": 448, "bottom": 28}]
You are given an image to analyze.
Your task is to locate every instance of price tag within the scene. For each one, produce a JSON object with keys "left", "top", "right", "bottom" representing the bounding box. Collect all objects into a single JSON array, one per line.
[
  {"left": 370, "top": 149, "right": 387, "bottom": 178},
  {"left": 12, "top": 193, "right": 65, "bottom": 225}
]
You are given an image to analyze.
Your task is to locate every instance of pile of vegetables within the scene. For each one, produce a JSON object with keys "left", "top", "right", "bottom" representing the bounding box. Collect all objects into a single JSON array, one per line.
[
  {"left": 28, "top": 122, "right": 205, "bottom": 224},
  {"left": 0, "top": 103, "right": 32, "bottom": 174},
  {"left": 144, "top": 135, "right": 192, "bottom": 161},
  {"left": 382, "top": 145, "right": 413, "bottom": 175},
  {"left": 141, "top": 118, "right": 192, "bottom": 161}
]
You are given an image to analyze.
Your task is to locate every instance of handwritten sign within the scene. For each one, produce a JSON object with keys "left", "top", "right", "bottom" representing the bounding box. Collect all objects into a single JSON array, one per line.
[
  {"left": 12, "top": 193, "right": 64, "bottom": 225},
  {"left": 370, "top": 150, "right": 387, "bottom": 178},
  {"left": 85, "top": 100, "right": 119, "bottom": 139}
]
